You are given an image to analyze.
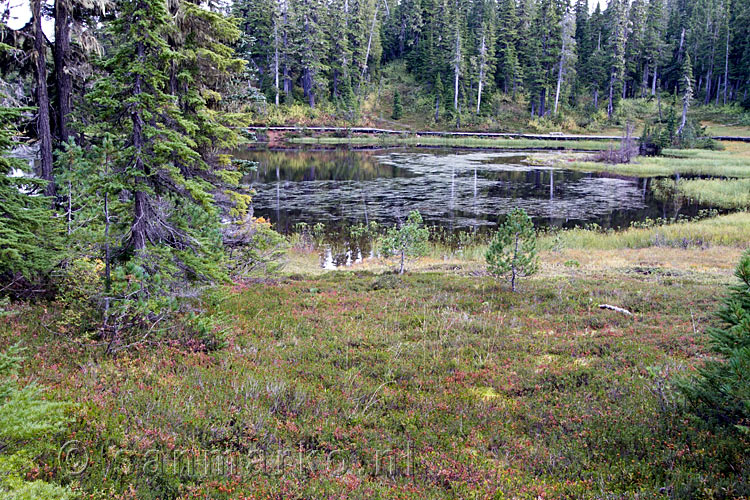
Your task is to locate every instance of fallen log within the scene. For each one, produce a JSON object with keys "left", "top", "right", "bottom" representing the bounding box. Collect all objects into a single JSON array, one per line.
[{"left": 598, "top": 304, "right": 634, "bottom": 316}]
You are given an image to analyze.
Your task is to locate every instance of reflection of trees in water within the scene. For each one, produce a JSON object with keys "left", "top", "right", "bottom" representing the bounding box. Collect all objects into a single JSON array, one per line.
[
  {"left": 240, "top": 150, "right": 410, "bottom": 182},
  {"left": 246, "top": 150, "right": 709, "bottom": 235},
  {"left": 650, "top": 177, "right": 688, "bottom": 219}
]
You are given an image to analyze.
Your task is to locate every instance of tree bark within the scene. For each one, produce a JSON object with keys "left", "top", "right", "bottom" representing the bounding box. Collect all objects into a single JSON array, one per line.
[
  {"left": 538, "top": 88, "right": 546, "bottom": 118},
  {"left": 32, "top": 0, "right": 55, "bottom": 199},
  {"left": 54, "top": 0, "right": 72, "bottom": 145}
]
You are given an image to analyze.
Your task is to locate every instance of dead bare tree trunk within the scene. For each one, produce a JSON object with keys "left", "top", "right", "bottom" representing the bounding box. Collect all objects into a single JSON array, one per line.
[
  {"left": 453, "top": 25, "right": 460, "bottom": 111},
  {"left": 360, "top": 1, "right": 380, "bottom": 85},
  {"left": 274, "top": 14, "right": 280, "bottom": 106},
  {"left": 476, "top": 34, "right": 486, "bottom": 114},
  {"left": 553, "top": 33, "right": 566, "bottom": 115}
]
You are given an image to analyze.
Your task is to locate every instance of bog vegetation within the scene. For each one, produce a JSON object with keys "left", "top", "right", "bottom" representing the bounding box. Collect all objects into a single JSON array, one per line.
[{"left": 1, "top": 0, "right": 750, "bottom": 497}]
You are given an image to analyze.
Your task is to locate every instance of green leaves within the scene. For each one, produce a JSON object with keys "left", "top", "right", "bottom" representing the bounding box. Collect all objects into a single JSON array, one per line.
[{"left": 485, "top": 208, "right": 538, "bottom": 292}]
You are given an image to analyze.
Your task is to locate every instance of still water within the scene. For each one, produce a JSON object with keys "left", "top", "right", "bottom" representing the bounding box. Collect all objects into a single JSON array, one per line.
[{"left": 240, "top": 148, "right": 702, "bottom": 234}]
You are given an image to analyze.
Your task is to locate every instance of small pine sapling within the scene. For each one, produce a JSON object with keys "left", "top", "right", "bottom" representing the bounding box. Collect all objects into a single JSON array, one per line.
[
  {"left": 380, "top": 210, "right": 429, "bottom": 274},
  {"left": 486, "top": 208, "right": 539, "bottom": 292}
]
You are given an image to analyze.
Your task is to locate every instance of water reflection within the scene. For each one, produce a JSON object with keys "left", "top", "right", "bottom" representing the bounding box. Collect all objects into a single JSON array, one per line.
[{"left": 240, "top": 148, "right": 705, "bottom": 235}]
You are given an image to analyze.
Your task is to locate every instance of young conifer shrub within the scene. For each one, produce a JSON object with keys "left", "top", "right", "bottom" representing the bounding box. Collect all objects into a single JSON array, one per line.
[
  {"left": 486, "top": 208, "right": 538, "bottom": 292},
  {"left": 380, "top": 210, "right": 429, "bottom": 274},
  {"left": 680, "top": 251, "right": 750, "bottom": 432}
]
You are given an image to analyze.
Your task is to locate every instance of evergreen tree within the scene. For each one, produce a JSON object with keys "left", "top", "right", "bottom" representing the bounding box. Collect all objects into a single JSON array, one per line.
[
  {"left": 0, "top": 344, "right": 72, "bottom": 498},
  {"left": 0, "top": 105, "right": 62, "bottom": 285},
  {"left": 434, "top": 72, "right": 444, "bottom": 121},
  {"left": 643, "top": 0, "right": 667, "bottom": 96},
  {"left": 678, "top": 52, "right": 694, "bottom": 135},
  {"left": 680, "top": 251, "right": 750, "bottom": 431},
  {"left": 605, "top": 0, "right": 627, "bottom": 119},
  {"left": 496, "top": 0, "right": 522, "bottom": 95},
  {"left": 472, "top": 0, "right": 496, "bottom": 114},
  {"left": 392, "top": 89, "right": 403, "bottom": 119},
  {"left": 486, "top": 208, "right": 538, "bottom": 293},
  {"left": 86, "top": 0, "right": 233, "bottom": 326}
]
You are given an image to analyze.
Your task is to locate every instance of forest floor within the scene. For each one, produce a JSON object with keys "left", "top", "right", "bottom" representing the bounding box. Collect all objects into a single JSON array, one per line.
[{"left": 3, "top": 214, "right": 749, "bottom": 499}]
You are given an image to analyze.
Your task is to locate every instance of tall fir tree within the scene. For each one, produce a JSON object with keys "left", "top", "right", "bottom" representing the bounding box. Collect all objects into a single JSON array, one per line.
[{"left": 86, "top": 0, "right": 240, "bottom": 323}]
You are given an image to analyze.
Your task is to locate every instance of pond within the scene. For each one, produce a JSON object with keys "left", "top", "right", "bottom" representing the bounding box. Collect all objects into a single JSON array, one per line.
[{"left": 239, "top": 148, "right": 704, "bottom": 235}]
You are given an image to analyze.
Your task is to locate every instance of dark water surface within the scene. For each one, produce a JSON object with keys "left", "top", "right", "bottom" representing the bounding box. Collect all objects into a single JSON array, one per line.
[{"left": 239, "top": 148, "right": 703, "bottom": 234}]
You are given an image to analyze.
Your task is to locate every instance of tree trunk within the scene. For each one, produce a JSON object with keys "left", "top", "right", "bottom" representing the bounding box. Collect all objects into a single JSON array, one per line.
[
  {"left": 476, "top": 34, "right": 485, "bottom": 115},
  {"left": 361, "top": 1, "right": 380, "bottom": 85},
  {"left": 553, "top": 34, "right": 566, "bottom": 115},
  {"left": 54, "top": 0, "right": 72, "bottom": 145},
  {"left": 399, "top": 248, "right": 405, "bottom": 274},
  {"left": 32, "top": 0, "right": 55, "bottom": 199},
  {"left": 593, "top": 88, "right": 598, "bottom": 112},
  {"left": 723, "top": 26, "right": 730, "bottom": 105},
  {"left": 453, "top": 26, "right": 460, "bottom": 111},
  {"left": 282, "top": 8, "right": 291, "bottom": 95},
  {"left": 132, "top": 40, "right": 149, "bottom": 252},
  {"left": 704, "top": 25, "right": 718, "bottom": 105},
  {"left": 274, "top": 17, "right": 280, "bottom": 106},
  {"left": 651, "top": 65, "right": 658, "bottom": 95},
  {"left": 715, "top": 76, "right": 721, "bottom": 106},
  {"left": 538, "top": 88, "right": 546, "bottom": 118},
  {"left": 607, "top": 71, "right": 615, "bottom": 119},
  {"left": 678, "top": 93, "right": 689, "bottom": 135}
]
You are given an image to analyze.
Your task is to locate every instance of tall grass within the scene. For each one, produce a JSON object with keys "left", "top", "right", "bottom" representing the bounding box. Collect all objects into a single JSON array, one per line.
[
  {"left": 676, "top": 178, "right": 750, "bottom": 209},
  {"left": 564, "top": 147, "right": 750, "bottom": 178},
  {"left": 545, "top": 211, "right": 750, "bottom": 250}
]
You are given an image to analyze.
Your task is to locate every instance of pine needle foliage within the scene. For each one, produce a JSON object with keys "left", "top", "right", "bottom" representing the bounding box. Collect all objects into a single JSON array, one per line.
[
  {"left": 0, "top": 344, "right": 73, "bottom": 499},
  {"left": 680, "top": 251, "right": 750, "bottom": 433},
  {"left": 486, "top": 208, "right": 538, "bottom": 292},
  {"left": 0, "top": 105, "right": 62, "bottom": 286}
]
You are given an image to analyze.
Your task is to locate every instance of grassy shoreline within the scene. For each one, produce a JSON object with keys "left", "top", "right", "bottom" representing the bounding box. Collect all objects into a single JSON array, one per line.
[
  {"left": 283, "top": 212, "right": 750, "bottom": 275},
  {"left": 287, "top": 135, "right": 615, "bottom": 151},
  {"left": 534, "top": 142, "right": 750, "bottom": 178}
]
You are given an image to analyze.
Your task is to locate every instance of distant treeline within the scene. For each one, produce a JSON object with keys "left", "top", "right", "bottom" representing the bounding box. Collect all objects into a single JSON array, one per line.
[{"left": 238, "top": 0, "right": 750, "bottom": 116}]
